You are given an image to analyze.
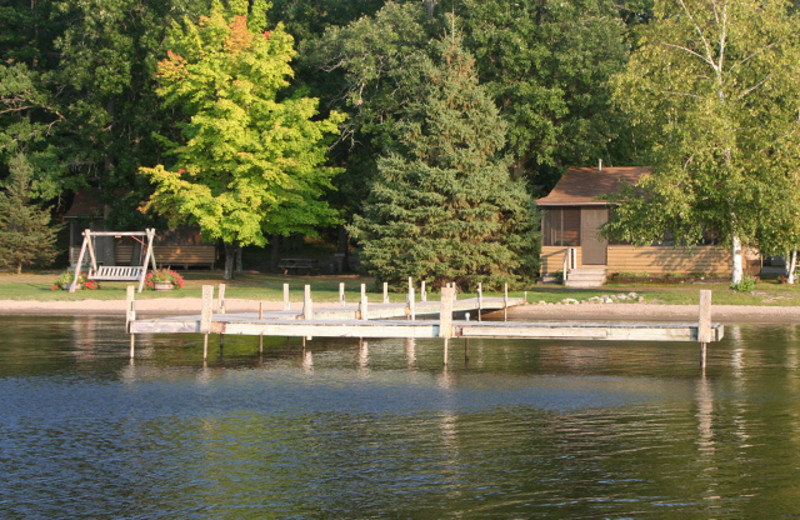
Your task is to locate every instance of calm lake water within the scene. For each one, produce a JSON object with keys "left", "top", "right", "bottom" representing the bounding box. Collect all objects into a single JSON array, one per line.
[{"left": 2, "top": 316, "right": 800, "bottom": 519}]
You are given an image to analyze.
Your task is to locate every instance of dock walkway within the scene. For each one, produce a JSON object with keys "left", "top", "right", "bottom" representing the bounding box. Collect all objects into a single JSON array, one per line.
[{"left": 126, "top": 284, "right": 723, "bottom": 369}]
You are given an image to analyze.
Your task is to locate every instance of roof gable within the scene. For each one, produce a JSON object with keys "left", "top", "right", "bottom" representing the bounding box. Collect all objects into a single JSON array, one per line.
[{"left": 536, "top": 166, "right": 650, "bottom": 207}]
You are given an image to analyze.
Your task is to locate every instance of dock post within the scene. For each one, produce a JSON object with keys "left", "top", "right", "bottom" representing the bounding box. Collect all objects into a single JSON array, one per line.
[
  {"left": 360, "top": 283, "right": 369, "bottom": 320},
  {"left": 218, "top": 283, "right": 226, "bottom": 348},
  {"left": 201, "top": 285, "right": 214, "bottom": 360},
  {"left": 440, "top": 285, "right": 455, "bottom": 366},
  {"left": 383, "top": 282, "right": 389, "bottom": 304},
  {"left": 421, "top": 281, "right": 427, "bottom": 302},
  {"left": 408, "top": 286, "right": 416, "bottom": 321},
  {"left": 339, "top": 282, "right": 346, "bottom": 307},
  {"left": 303, "top": 285, "right": 313, "bottom": 320},
  {"left": 258, "top": 302, "right": 264, "bottom": 353},
  {"left": 478, "top": 282, "right": 483, "bottom": 322},
  {"left": 218, "top": 284, "right": 226, "bottom": 314},
  {"left": 698, "top": 290, "right": 712, "bottom": 372},
  {"left": 465, "top": 338, "right": 470, "bottom": 363},
  {"left": 503, "top": 283, "right": 509, "bottom": 322},
  {"left": 284, "top": 283, "right": 290, "bottom": 311},
  {"left": 126, "top": 286, "right": 136, "bottom": 359}
]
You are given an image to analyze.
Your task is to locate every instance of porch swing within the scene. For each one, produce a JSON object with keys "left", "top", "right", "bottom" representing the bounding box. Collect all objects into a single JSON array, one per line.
[{"left": 70, "top": 228, "right": 157, "bottom": 293}]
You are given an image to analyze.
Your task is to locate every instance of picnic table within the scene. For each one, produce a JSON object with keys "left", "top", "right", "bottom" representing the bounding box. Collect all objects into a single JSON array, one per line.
[{"left": 278, "top": 257, "right": 321, "bottom": 275}]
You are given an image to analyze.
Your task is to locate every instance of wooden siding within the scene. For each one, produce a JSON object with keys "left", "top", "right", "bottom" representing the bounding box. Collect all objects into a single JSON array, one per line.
[
  {"left": 541, "top": 245, "right": 760, "bottom": 276},
  {"left": 606, "top": 245, "right": 731, "bottom": 275}
]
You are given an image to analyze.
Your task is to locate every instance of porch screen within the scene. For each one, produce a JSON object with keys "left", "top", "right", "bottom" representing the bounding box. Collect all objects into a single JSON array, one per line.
[{"left": 543, "top": 208, "right": 580, "bottom": 246}]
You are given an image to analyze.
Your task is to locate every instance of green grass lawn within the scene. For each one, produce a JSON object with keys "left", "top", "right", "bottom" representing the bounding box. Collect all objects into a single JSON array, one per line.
[{"left": 3, "top": 269, "right": 800, "bottom": 306}]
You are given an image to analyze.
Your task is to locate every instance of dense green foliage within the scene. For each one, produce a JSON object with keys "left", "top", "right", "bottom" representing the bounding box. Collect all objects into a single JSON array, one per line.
[
  {"left": 140, "top": 1, "right": 344, "bottom": 279},
  {"left": 4, "top": 0, "right": 800, "bottom": 285},
  {"left": 349, "top": 33, "right": 538, "bottom": 289}
]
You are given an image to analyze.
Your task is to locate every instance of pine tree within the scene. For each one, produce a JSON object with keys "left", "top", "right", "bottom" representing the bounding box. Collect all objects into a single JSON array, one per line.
[
  {"left": 0, "top": 154, "right": 59, "bottom": 274},
  {"left": 350, "top": 32, "right": 539, "bottom": 290}
]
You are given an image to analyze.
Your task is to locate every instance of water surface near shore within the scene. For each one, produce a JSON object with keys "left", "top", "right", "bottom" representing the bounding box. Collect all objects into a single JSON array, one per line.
[{"left": 2, "top": 316, "right": 800, "bottom": 519}]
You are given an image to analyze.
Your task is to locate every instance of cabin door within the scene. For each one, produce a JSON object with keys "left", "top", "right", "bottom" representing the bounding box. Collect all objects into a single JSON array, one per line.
[{"left": 581, "top": 208, "right": 608, "bottom": 265}]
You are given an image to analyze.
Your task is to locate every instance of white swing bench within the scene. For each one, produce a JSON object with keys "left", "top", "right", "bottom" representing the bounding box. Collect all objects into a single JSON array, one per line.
[{"left": 70, "top": 229, "right": 158, "bottom": 293}]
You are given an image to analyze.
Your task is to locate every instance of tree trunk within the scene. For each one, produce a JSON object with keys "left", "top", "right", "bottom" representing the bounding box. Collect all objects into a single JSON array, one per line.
[
  {"left": 270, "top": 234, "right": 280, "bottom": 272},
  {"left": 337, "top": 225, "right": 349, "bottom": 273},
  {"left": 224, "top": 241, "right": 240, "bottom": 280},
  {"left": 731, "top": 235, "right": 743, "bottom": 285},
  {"left": 788, "top": 249, "right": 798, "bottom": 285},
  {"left": 235, "top": 247, "right": 243, "bottom": 275},
  {"left": 16, "top": 263, "right": 22, "bottom": 275}
]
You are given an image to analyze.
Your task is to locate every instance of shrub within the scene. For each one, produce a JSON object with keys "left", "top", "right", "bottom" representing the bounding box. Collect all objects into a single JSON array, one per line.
[{"left": 730, "top": 276, "right": 755, "bottom": 292}]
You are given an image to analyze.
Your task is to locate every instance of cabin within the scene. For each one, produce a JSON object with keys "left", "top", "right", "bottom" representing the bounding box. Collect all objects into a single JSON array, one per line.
[{"left": 536, "top": 166, "right": 760, "bottom": 287}]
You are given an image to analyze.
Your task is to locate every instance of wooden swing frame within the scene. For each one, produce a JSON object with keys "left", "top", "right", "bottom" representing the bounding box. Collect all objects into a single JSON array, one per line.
[{"left": 70, "top": 228, "right": 157, "bottom": 293}]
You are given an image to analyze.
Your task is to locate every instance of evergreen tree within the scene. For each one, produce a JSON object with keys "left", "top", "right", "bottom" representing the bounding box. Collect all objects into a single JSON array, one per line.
[
  {"left": 0, "top": 154, "right": 59, "bottom": 274},
  {"left": 349, "top": 31, "right": 539, "bottom": 290}
]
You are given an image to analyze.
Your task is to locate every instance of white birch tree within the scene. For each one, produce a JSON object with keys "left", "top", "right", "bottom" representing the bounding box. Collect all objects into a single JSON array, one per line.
[{"left": 608, "top": 0, "right": 800, "bottom": 285}]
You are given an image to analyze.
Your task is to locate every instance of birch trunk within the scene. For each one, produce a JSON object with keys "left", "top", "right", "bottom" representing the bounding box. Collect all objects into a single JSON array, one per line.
[
  {"left": 788, "top": 249, "right": 797, "bottom": 285},
  {"left": 731, "top": 235, "right": 743, "bottom": 285}
]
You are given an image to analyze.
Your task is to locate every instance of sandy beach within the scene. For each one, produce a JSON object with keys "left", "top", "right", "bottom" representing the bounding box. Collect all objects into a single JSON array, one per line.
[{"left": 2, "top": 298, "right": 800, "bottom": 323}]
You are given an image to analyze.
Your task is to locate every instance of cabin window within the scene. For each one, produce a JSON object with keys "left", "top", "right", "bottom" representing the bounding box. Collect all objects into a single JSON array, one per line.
[{"left": 542, "top": 208, "right": 580, "bottom": 246}]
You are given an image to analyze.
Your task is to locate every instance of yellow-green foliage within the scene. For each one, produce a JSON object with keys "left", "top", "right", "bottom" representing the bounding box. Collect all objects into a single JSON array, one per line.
[{"left": 140, "top": 4, "right": 345, "bottom": 249}]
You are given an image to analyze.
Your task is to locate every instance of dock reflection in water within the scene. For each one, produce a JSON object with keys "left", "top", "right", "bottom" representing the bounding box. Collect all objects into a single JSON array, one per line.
[{"left": 1, "top": 316, "right": 800, "bottom": 519}]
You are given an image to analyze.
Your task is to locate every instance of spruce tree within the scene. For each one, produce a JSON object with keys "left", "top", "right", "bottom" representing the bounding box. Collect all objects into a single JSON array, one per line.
[
  {"left": 350, "top": 32, "right": 539, "bottom": 290},
  {"left": 0, "top": 154, "right": 59, "bottom": 274}
]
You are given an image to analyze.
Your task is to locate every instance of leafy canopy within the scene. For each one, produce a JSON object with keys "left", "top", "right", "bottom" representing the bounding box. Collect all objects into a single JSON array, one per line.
[{"left": 140, "top": 2, "right": 345, "bottom": 254}]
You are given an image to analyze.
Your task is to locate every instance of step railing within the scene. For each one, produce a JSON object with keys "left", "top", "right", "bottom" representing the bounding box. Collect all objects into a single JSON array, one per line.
[{"left": 561, "top": 247, "right": 577, "bottom": 284}]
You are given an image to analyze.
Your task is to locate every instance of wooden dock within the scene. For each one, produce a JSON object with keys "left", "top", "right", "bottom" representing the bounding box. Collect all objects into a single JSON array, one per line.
[{"left": 125, "top": 282, "right": 723, "bottom": 369}]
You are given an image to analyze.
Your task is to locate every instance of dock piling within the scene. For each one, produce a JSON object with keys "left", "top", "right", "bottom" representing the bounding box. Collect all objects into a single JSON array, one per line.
[
  {"left": 258, "top": 302, "right": 264, "bottom": 353},
  {"left": 126, "top": 286, "right": 136, "bottom": 359},
  {"left": 698, "top": 290, "right": 712, "bottom": 372},
  {"left": 303, "top": 285, "right": 313, "bottom": 320},
  {"left": 339, "top": 282, "right": 345, "bottom": 307},
  {"left": 383, "top": 282, "right": 389, "bottom": 304},
  {"left": 218, "top": 284, "right": 226, "bottom": 314},
  {"left": 440, "top": 285, "right": 455, "bottom": 365},
  {"left": 360, "top": 283, "right": 369, "bottom": 320},
  {"left": 201, "top": 285, "right": 214, "bottom": 360},
  {"left": 421, "top": 281, "right": 427, "bottom": 302},
  {"left": 408, "top": 284, "right": 416, "bottom": 321},
  {"left": 284, "top": 283, "right": 290, "bottom": 310},
  {"left": 478, "top": 283, "right": 483, "bottom": 322},
  {"left": 503, "top": 283, "right": 509, "bottom": 322}
]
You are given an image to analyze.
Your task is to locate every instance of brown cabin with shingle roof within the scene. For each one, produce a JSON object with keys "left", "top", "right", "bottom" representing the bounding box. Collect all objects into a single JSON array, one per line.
[{"left": 536, "top": 166, "right": 758, "bottom": 284}]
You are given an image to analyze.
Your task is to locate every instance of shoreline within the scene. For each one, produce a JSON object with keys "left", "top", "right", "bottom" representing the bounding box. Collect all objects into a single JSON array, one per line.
[{"left": 2, "top": 298, "right": 800, "bottom": 323}]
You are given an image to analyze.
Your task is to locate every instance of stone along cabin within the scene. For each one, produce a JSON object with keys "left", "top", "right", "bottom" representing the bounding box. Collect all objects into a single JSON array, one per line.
[{"left": 536, "top": 166, "right": 759, "bottom": 287}]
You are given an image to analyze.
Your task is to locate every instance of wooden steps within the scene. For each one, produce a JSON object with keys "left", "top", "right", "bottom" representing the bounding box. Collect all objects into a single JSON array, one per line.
[{"left": 564, "top": 268, "right": 607, "bottom": 288}]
